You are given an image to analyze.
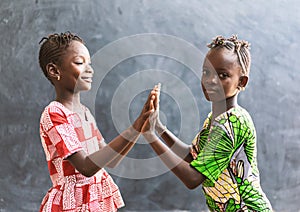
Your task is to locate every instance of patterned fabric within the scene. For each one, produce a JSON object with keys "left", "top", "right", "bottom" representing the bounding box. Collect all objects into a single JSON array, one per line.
[
  {"left": 190, "top": 106, "right": 273, "bottom": 212},
  {"left": 39, "top": 101, "right": 125, "bottom": 212}
]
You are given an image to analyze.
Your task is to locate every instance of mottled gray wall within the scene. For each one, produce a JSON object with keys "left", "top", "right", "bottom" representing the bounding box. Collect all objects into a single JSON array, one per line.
[{"left": 1, "top": 0, "right": 299, "bottom": 211}]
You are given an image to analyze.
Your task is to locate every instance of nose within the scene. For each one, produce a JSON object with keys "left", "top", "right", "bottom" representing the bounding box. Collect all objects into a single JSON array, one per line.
[
  {"left": 203, "top": 72, "right": 219, "bottom": 85},
  {"left": 86, "top": 64, "right": 94, "bottom": 74}
]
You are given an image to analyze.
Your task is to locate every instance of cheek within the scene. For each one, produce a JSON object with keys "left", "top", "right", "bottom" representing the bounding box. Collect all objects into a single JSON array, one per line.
[
  {"left": 73, "top": 71, "right": 81, "bottom": 79},
  {"left": 230, "top": 78, "right": 240, "bottom": 90},
  {"left": 201, "top": 82, "right": 210, "bottom": 100},
  {"left": 71, "top": 67, "right": 82, "bottom": 79},
  {"left": 201, "top": 76, "right": 209, "bottom": 87},
  {"left": 223, "top": 81, "right": 238, "bottom": 95},
  {"left": 201, "top": 80, "right": 206, "bottom": 91}
]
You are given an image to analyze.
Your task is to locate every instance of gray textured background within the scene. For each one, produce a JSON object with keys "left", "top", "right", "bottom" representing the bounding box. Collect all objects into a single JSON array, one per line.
[{"left": 1, "top": 0, "right": 300, "bottom": 211}]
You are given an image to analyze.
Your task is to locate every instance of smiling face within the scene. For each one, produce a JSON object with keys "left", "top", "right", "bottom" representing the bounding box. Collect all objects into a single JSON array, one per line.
[
  {"left": 56, "top": 40, "right": 94, "bottom": 93},
  {"left": 201, "top": 47, "right": 245, "bottom": 102}
]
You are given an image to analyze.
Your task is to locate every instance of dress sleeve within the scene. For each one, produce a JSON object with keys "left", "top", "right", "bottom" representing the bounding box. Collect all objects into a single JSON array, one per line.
[
  {"left": 42, "top": 106, "right": 83, "bottom": 159},
  {"left": 190, "top": 111, "right": 248, "bottom": 183}
]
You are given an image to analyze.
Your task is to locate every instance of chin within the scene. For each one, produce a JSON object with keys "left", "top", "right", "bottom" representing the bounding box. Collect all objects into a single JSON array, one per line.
[
  {"left": 75, "top": 85, "right": 92, "bottom": 92},
  {"left": 204, "top": 94, "right": 211, "bottom": 101},
  {"left": 203, "top": 90, "right": 214, "bottom": 102},
  {"left": 83, "top": 86, "right": 92, "bottom": 91},
  {"left": 204, "top": 93, "right": 226, "bottom": 102}
]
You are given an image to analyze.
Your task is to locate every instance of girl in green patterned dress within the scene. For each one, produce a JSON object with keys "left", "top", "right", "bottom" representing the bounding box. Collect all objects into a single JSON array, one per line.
[{"left": 143, "top": 35, "right": 273, "bottom": 211}]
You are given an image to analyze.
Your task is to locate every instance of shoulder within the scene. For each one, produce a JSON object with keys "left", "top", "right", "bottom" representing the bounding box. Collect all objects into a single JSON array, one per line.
[
  {"left": 40, "top": 101, "right": 73, "bottom": 131},
  {"left": 41, "top": 101, "right": 72, "bottom": 119},
  {"left": 213, "top": 106, "right": 256, "bottom": 133},
  {"left": 215, "top": 106, "right": 252, "bottom": 123},
  {"left": 230, "top": 106, "right": 254, "bottom": 127}
]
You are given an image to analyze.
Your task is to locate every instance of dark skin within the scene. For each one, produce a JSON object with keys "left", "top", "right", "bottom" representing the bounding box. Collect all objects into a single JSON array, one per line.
[
  {"left": 202, "top": 47, "right": 248, "bottom": 121},
  {"left": 46, "top": 40, "right": 156, "bottom": 177},
  {"left": 143, "top": 47, "right": 248, "bottom": 189}
]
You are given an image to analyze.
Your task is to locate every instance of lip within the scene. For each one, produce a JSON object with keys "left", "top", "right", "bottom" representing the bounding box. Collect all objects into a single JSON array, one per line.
[
  {"left": 205, "top": 90, "right": 218, "bottom": 96},
  {"left": 81, "top": 76, "right": 93, "bottom": 83},
  {"left": 204, "top": 88, "right": 219, "bottom": 93},
  {"left": 206, "top": 90, "right": 217, "bottom": 93}
]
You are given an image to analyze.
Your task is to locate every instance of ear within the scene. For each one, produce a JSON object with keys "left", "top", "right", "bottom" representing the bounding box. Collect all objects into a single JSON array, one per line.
[
  {"left": 46, "top": 63, "right": 61, "bottom": 80},
  {"left": 238, "top": 75, "right": 248, "bottom": 89}
]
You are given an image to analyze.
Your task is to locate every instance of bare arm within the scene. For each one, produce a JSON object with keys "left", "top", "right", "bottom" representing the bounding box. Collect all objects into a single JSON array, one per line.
[
  {"left": 67, "top": 87, "right": 156, "bottom": 177},
  {"left": 68, "top": 126, "right": 140, "bottom": 177},
  {"left": 141, "top": 83, "right": 204, "bottom": 188},
  {"left": 144, "top": 133, "right": 205, "bottom": 189},
  {"left": 102, "top": 140, "right": 136, "bottom": 168},
  {"left": 99, "top": 117, "right": 145, "bottom": 168},
  {"left": 151, "top": 83, "right": 194, "bottom": 162},
  {"left": 103, "top": 92, "right": 157, "bottom": 168},
  {"left": 158, "top": 129, "right": 194, "bottom": 163}
]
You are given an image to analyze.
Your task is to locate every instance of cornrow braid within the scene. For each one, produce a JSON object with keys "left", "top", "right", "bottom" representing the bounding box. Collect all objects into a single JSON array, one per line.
[
  {"left": 38, "top": 31, "right": 84, "bottom": 83},
  {"left": 207, "top": 35, "right": 251, "bottom": 76}
]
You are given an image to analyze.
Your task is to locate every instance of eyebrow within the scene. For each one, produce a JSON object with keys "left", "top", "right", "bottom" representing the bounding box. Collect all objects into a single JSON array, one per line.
[
  {"left": 73, "top": 55, "right": 91, "bottom": 60},
  {"left": 202, "top": 66, "right": 229, "bottom": 72},
  {"left": 215, "top": 68, "right": 229, "bottom": 71}
]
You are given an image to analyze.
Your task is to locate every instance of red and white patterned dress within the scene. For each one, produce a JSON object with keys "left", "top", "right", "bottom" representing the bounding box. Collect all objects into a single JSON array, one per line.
[{"left": 39, "top": 101, "right": 125, "bottom": 212}]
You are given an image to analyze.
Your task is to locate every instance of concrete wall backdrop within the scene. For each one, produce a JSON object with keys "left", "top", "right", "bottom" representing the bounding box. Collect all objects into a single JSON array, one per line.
[{"left": 1, "top": 0, "right": 299, "bottom": 211}]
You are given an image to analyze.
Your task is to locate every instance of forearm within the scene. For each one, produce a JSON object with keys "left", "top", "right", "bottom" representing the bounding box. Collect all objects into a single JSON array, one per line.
[
  {"left": 159, "top": 128, "right": 194, "bottom": 162},
  {"left": 89, "top": 127, "right": 140, "bottom": 168},
  {"left": 68, "top": 84, "right": 158, "bottom": 176},
  {"left": 105, "top": 134, "right": 140, "bottom": 168},
  {"left": 144, "top": 133, "right": 205, "bottom": 189}
]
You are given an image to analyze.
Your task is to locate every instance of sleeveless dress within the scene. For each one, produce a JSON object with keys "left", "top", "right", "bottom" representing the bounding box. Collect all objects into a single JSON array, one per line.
[
  {"left": 39, "top": 101, "right": 124, "bottom": 212},
  {"left": 190, "top": 106, "right": 273, "bottom": 212}
]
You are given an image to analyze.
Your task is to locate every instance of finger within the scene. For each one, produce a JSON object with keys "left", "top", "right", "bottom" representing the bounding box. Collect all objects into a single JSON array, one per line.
[
  {"left": 143, "top": 108, "right": 155, "bottom": 119},
  {"left": 145, "top": 87, "right": 157, "bottom": 106},
  {"left": 154, "top": 83, "right": 161, "bottom": 110},
  {"left": 144, "top": 84, "right": 160, "bottom": 112},
  {"left": 143, "top": 91, "right": 155, "bottom": 112},
  {"left": 153, "top": 83, "right": 161, "bottom": 92},
  {"left": 155, "top": 83, "right": 161, "bottom": 91},
  {"left": 149, "top": 97, "right": 155, "bottom": 111}
]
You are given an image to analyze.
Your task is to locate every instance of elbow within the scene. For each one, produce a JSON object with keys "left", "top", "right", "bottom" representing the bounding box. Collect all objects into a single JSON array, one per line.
[
  {"left": 78, "top": 169, "right": 93, "bottom": 178},
  {"left": 81, "top": 171, "right": 94, "bottom": 178},
  {"left": 67, "top": 152, "right": 102, "bottom": 177},
  {"left": 186, "top": 184, "right": 198, "bottom": 190},
  {"left": 183, "top": 173, "right": 204, "bottom": 190},
  {"left": 78, "top": 167, "right": 101, "bottom": 178},
  {"left": 184, "top": 181, "right": 199, "bottom": 190}
]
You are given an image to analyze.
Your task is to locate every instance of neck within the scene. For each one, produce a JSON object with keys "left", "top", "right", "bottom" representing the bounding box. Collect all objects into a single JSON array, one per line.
[
  {"left": 55, "top": 88, "right": 81, "bottom": 111},
  {"left": 211, "top": 94, "right": 238, "bottom": 120}
]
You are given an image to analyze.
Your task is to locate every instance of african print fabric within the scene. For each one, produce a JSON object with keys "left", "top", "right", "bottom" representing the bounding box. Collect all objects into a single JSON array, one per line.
[
  {"left": 39, "top": 101, "right": 124, "bottom": 212},
  {"left": 190, "top": 106, "right": 273, "bottom": 212}
]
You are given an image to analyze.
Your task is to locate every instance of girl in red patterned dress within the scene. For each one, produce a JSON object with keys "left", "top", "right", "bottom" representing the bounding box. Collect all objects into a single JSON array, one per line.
[{"left": 38, "top": 32, "right": 155, "bottom": 212}]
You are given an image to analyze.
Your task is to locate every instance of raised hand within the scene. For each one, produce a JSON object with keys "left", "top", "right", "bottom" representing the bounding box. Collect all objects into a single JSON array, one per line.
[
  {"left": 141, "top": 83, "right": 161, "bottom": 134},
  {"left": 132, "top": 85, "right": 156, "bottom": 133},
  {"left": 152, "top": 84, "right": 167, "bottom": 135}
]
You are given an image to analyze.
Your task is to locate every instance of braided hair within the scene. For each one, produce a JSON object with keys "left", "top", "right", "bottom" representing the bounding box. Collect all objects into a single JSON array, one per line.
[
  {"left": 207, "top": 35, "right": 251, "bottom": 76},
  {"left": 38, "top": 31, "right": 84, "bottom": 83}
]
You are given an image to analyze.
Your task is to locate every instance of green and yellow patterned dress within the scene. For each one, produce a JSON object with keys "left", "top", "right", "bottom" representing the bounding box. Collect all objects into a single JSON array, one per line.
[{"left": 190, "top": 106, "right": 273, "bottom": 212}]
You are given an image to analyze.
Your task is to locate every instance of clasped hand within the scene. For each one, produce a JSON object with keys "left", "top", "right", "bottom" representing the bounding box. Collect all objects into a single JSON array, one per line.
[
  {"left": 132, "top": 83, "right": 165, "bottom": 139},
  {"left": 141, "top": 83, "right": 165, "bottom": 137}
]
